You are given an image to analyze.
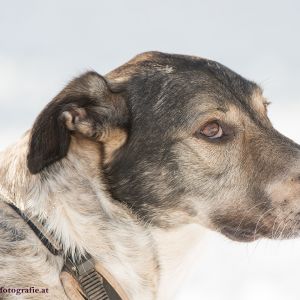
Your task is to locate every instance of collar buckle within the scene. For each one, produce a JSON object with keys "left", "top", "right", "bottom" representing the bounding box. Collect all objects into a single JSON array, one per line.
[{"left": 64, "top": 253, "right": 111, "bottom": 300}]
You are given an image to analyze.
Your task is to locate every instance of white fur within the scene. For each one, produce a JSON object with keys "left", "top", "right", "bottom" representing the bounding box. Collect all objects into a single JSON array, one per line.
[{"left": 152, "top": 224, "right": 206, "bottom": 300}]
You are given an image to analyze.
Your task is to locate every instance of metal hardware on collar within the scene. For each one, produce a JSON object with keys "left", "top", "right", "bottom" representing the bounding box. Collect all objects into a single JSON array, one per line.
[
  {"left": 64, "top": 253, "right": 122, "bottom": 300},
  {"left": 6, "top": 202, "right": 123, "bottom": 300}
]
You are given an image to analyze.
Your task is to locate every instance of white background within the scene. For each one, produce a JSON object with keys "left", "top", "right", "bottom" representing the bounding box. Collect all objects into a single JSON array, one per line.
[{"left": 1, "top": 1, "right": 300, "bottom": 299}]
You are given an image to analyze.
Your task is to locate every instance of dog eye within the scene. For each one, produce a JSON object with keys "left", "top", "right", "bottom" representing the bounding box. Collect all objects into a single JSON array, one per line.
[{"left": 197, "top": 122, "right": 223, "bottom": 139}]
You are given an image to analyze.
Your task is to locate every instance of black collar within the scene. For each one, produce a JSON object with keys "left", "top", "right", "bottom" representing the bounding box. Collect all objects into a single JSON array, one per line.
[
  {"left": 8, "top": 202, "right": 123, "bottom": 300},
  {"left": 8, "top": 203, "right": 61, "bottom": 256}
]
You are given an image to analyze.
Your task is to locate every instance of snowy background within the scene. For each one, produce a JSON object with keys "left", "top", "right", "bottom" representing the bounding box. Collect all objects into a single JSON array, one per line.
[{"left": 1, "top": 1, "right": 300, "bottom": 299}]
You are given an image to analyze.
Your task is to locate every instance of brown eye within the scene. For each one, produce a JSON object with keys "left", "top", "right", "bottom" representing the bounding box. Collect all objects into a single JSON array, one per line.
[{"left": 199, "top": 122, "right": 223, "bottom": 139}]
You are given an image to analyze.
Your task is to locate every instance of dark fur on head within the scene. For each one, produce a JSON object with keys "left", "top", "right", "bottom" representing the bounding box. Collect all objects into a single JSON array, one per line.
[{"left": 103, "top": 52, "right": 300, "bottom": 241}]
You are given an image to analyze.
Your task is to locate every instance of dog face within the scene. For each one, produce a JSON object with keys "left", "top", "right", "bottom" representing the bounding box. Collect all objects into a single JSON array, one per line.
[
  {"left": 104, "top": 52, "right": 300, "bottom": 242},
  {"left": 27, "top": 52, "right": 300, "bottom": 242}
]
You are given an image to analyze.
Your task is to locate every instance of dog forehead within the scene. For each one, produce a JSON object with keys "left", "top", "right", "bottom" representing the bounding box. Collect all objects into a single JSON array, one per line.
[
  {"left": 107, "top": 51, "right": 259, "bottom": 93},
  {"left": 107, "top": 52, "right": 264, "bottom": 121}
]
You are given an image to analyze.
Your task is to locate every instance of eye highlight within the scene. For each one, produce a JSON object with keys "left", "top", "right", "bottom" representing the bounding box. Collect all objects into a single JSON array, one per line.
[{"left": 196, "top": 121, "right": 224, "bottom": 139}]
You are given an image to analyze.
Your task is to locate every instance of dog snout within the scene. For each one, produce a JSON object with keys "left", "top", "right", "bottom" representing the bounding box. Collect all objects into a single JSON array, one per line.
[
  {"left": 264, "top": 168, "right": 300, "bottom": 237},
  {"left": 267, "top": 171, "right": 300, "bottom": 204}
]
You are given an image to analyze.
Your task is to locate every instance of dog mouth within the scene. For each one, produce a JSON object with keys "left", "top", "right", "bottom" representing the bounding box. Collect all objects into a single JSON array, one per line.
[
  {"left": 213, "top": 214, "right": 300, "bottom": 242},
  {"left": 220, "top": 226, "right": 261, "bottom": 242}
]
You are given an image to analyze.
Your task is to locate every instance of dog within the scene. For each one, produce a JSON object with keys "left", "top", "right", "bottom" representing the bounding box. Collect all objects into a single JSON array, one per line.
[{"left": 1, "top": 51, "right": 300, "bottom": 299}]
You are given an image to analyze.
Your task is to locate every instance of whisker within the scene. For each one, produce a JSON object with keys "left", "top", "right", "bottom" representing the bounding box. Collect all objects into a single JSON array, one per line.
[
  {"left": 253, "top": 207, "right": 274, "bottom": 241},
  {"left": 232, "top": 201, "right": 271, "bottom": 236}
]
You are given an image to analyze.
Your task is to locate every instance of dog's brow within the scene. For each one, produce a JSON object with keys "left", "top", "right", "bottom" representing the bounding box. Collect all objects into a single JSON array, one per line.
[
  {"left": 216, "top": 107, "right": 228, "bottom": 113},
  {"left": 249, "top": 88, "right": 268, "bottom": 114},
  {"left": 197, "top": 107, "right": 228, "bottom": 115}
]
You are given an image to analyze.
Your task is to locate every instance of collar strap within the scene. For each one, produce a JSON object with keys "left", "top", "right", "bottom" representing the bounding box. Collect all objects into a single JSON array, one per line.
[
  {"left": 8, "top": 203, "right": 62, "bottom": 256},
  {"left": 7, "top": 202, "right": 124, "bottom": 300}
]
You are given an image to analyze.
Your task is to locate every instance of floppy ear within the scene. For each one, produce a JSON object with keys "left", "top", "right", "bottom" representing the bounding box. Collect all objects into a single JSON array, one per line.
[{"left": 27, "top": 71, "right": 128, "bottom": 174}]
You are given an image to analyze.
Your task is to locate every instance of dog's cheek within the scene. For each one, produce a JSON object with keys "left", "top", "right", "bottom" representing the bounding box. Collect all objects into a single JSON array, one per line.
[{"left": 102, "top": 128, "right": 128, "bottom": 165}]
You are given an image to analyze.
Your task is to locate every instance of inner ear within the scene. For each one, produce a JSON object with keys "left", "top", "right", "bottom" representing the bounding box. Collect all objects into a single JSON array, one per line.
[
  {"left": 61, "top": 105, "right": 128, "bottom": 163},
  {"left": 61, "top": 105, "right": 98, "bottom": 139}
]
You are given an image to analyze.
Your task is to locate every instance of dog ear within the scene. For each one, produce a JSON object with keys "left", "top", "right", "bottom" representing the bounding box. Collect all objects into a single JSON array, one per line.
[{"left": 27, "top": 71, "right": 128, "bottom": 174}]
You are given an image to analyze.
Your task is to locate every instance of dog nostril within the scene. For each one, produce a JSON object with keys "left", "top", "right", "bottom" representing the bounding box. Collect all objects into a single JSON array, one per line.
[{"left": 280, "top": 199, "right": 289, "bottom": 207}]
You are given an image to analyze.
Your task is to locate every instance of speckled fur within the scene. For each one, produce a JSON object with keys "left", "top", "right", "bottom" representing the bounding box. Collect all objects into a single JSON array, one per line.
[
  {"left": 0, "top": 133, "right": 162, "bottom": 299},
  {"left": 0, "top": 131, "right": 160, "bottom": 299},
  {"left": 0, "top": 72, "right": 159, "bottom": 299}
]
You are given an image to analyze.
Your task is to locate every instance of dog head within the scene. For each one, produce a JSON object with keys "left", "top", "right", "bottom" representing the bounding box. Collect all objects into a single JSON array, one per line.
[
  {"left": 102, "top": 51, "right": 300, "bottom": 242},
  {"left": 28, "top": 52, "right": 300, "bottom": 242}
]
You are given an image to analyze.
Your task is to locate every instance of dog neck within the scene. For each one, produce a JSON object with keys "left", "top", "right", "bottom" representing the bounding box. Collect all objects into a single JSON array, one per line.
[
  {"left": 0, "top": 132, "right": 159, "bottom": 299},
  {"left": 0, "top": 132, "right": 206, "bottom": 300},
  {"left": 150, "top": 224, "right": 206, "bottom": 299}
]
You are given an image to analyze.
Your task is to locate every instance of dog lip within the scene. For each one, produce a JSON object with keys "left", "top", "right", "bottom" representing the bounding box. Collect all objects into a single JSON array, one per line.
[{"left": 220, "top": 226, "right": 261, "bottom": 242}]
